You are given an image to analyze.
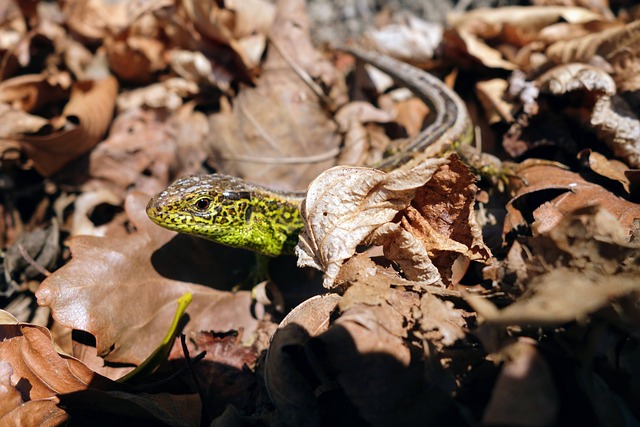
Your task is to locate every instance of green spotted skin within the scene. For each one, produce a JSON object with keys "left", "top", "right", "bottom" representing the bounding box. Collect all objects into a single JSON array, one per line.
[
  {"left": 146, "top": 174, "right": 304, "bottom": 257},
  {"left": 147, "top": 47, "right": 473, "bottom": 257}
]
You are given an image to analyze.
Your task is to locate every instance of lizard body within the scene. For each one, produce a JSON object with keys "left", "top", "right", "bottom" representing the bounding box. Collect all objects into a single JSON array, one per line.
[{"left": 146, "top": 47, "right": 472, "bottom": 256}]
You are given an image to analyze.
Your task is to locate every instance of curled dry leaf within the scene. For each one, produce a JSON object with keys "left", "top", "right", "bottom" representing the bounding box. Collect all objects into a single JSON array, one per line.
[
  {"left": 546, "top": 20, "right": 640, "bottom": 92},
  {"left": 17, "top": 76, "right": 118, "bottom": 176},
  {"left": 296, "top": 158, "right": 447, "bottom": 288},
  {"left": 504, "top": 162, "right": 640, "bottom": 236},
  {"left": 0, "top": 315, "right": 201, "bottom": 426},
  {"left": 36, "top": 192, "right": 261, "bottom": 365},
  {"left": 179, "top": 0, "right": 276, "bottom": 71},
  {"left": 333, "top": 101, "right": 394, "bottom": 167},
  {"left": 537, "top": 63, "right": 640, "bottom": 168},
  {"left": 577, "top": 149, "right": 631, "bottom": 194}
]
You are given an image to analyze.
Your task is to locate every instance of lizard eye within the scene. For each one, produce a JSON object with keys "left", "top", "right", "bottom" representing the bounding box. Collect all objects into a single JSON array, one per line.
[{"left": 194, "top": 198, "right": 212, "bottom": 211}]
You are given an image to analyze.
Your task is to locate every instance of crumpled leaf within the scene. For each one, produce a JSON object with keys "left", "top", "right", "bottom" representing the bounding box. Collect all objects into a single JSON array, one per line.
[
  {"left": 266, "top": 275, "right": 467, "bottom": 426},
  {"left": 179, "top": 0, "right": 276, "bottom": 71},
  {"left": 36, "top": 192, "right": 261, "bottom": 365},
  {"left": 397, "top": 155, "right": 492, "bottom": 283},
  {"left": 333, "top": 101, "right": 394, "bottom": 167},
  {"left": 296, "top": 158, "right": 447, "bottom": 288},
  {"left": 478, "top": 207, "right": 640, "bottom": 325},
  {"left": 447, "top": 6, "right": 602, "bottom": 71},
  {"left": 509, "top": 63, "right": 640, "bottom": 167},
  {"left": 0, "top": 314, "right": 201, "bottom": 426}
]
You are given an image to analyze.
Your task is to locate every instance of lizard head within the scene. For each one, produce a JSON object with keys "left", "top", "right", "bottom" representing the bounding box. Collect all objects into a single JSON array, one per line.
[
  {"left": 147, "top": 174, "right": 254, "bottom": 241},
  {"left": 146, "top": 174, "right": 303, "bottom": 256}
]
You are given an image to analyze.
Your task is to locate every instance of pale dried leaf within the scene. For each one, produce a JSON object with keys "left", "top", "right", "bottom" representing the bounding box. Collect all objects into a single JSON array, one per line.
[
  {"left": 370, "top": 222, "right": 441, "bottom": 284},
  {"left": 296, "top": 159, "right": 447, "bottom": 288},
  {"left": 207, "top": 0, "right": 342, "bottom": 191},
  {"left": 449, "top": 6, "right": 603, "bottom": 39},
  {"left": 475, "top": 78, "right": 514, "bottom": 123},
  {"left": 168, "top": 50, "right": 233, "bottom": 89},
  {"left": 0, "top": 309, "right": 19, "bottom": 324},
  {"left": 364, "top": 14, "right": 443, "bottom": 62},
  {"left": 577, "top": 149, "right": 631, "bottom": 193},
  {"left": 419, "top": 293, "right": 467, "bottom": 347},
  {"left": 71, "top": 190, "right": 122, "bottom": 237},
  {"left": 116, "top": 78, "right": 199, "bottom": 111},
  {"left": 546, "top": 20, "right": 640, "bottom": 92},
  {"left": 0, "top": 361, "right": 23, "bottom": 418},
  {"left": 537, "top": 63, "right": 615, "bottom": 96},
  {"left": 334, "top": 101, "right": 394, "bottom": 166},
  {"left": 535, "top": 63, "right": 640, "bottom": 168},
  {"left": 591, "top": 95, "right": 640, "bottom": 168}
]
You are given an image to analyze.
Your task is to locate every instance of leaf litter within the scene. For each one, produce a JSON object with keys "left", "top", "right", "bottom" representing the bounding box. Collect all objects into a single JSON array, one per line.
[{"left": 1, "top": 0, "right": 640, "bottom": 425}]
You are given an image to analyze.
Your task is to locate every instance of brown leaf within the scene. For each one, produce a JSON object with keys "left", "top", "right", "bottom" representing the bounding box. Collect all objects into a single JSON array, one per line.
[
  {"left": 479, "top": 207, "right": 640, "bottom": 325},
  {"left": 399, "top": 155, "right": 492, "bottom": 284},
  {"left": 18, "top": 77, "right": 117, "bottom": 176},
  {"left": 482, "top": 340, "right": 558, "bottom": 425},
  {"left": 577, "top": 149, "right": 632, "bottom": 193},
  {"left": 36, "top": 192, "right": 261, "bottom": 365},
  {"left": 207, "top": 0, "right": 342, "bottom": 191},
  {"left": 504, "top": 162, "right": 640, "bottom": 236},
  {"left": 86, "top": 107, "right": 203, "bottom": 200}
]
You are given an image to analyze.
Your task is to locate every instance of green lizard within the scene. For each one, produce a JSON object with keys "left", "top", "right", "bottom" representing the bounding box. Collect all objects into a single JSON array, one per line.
[{"left": 146, "top": 47, "right": 473, "bottom": 257}]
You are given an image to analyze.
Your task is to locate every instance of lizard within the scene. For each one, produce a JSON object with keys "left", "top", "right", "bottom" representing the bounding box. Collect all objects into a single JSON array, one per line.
[{"left": 146, "top": 46, "right": 474, "bottom": 257}]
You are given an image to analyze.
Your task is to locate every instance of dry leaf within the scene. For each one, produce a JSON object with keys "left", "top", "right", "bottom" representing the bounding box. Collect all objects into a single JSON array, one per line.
[
  {"left": 18, "top": 77, "right": 117, "bottom": 176},
  {"left": 479, "top": 207, "right": 640, "bottom": 325},
  {"left": 399, "top": 155, "right": 492, "bottom": 283},
  {"left": 577, "top": 149, "right": 631, "bottom": 193},
  {"left": 36, "top": 192, "right": 261, "bottom": 365},
  {"left": 334, "top": 101, "right": 394, "bottom": 167},
  {"left": 505, "top": 162, "right": 640, "bottom": 236},
  {"left": 546, "top": 20, "right": 640, "bottom": 92},
  {"left": 296, "top": 158, "right": 447, "bottom": 288},
  {"left": 482, "top": 340, "right": 558, "bottom": 425},
  {"left": 363, "top": 14, "right": 443, "bottom": 63},
  {"left": 207, "top": 0, "right": 342, "bottom": 191},
  {"left": 475, "top": 78, "right": 514, "bottom": 123}
]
